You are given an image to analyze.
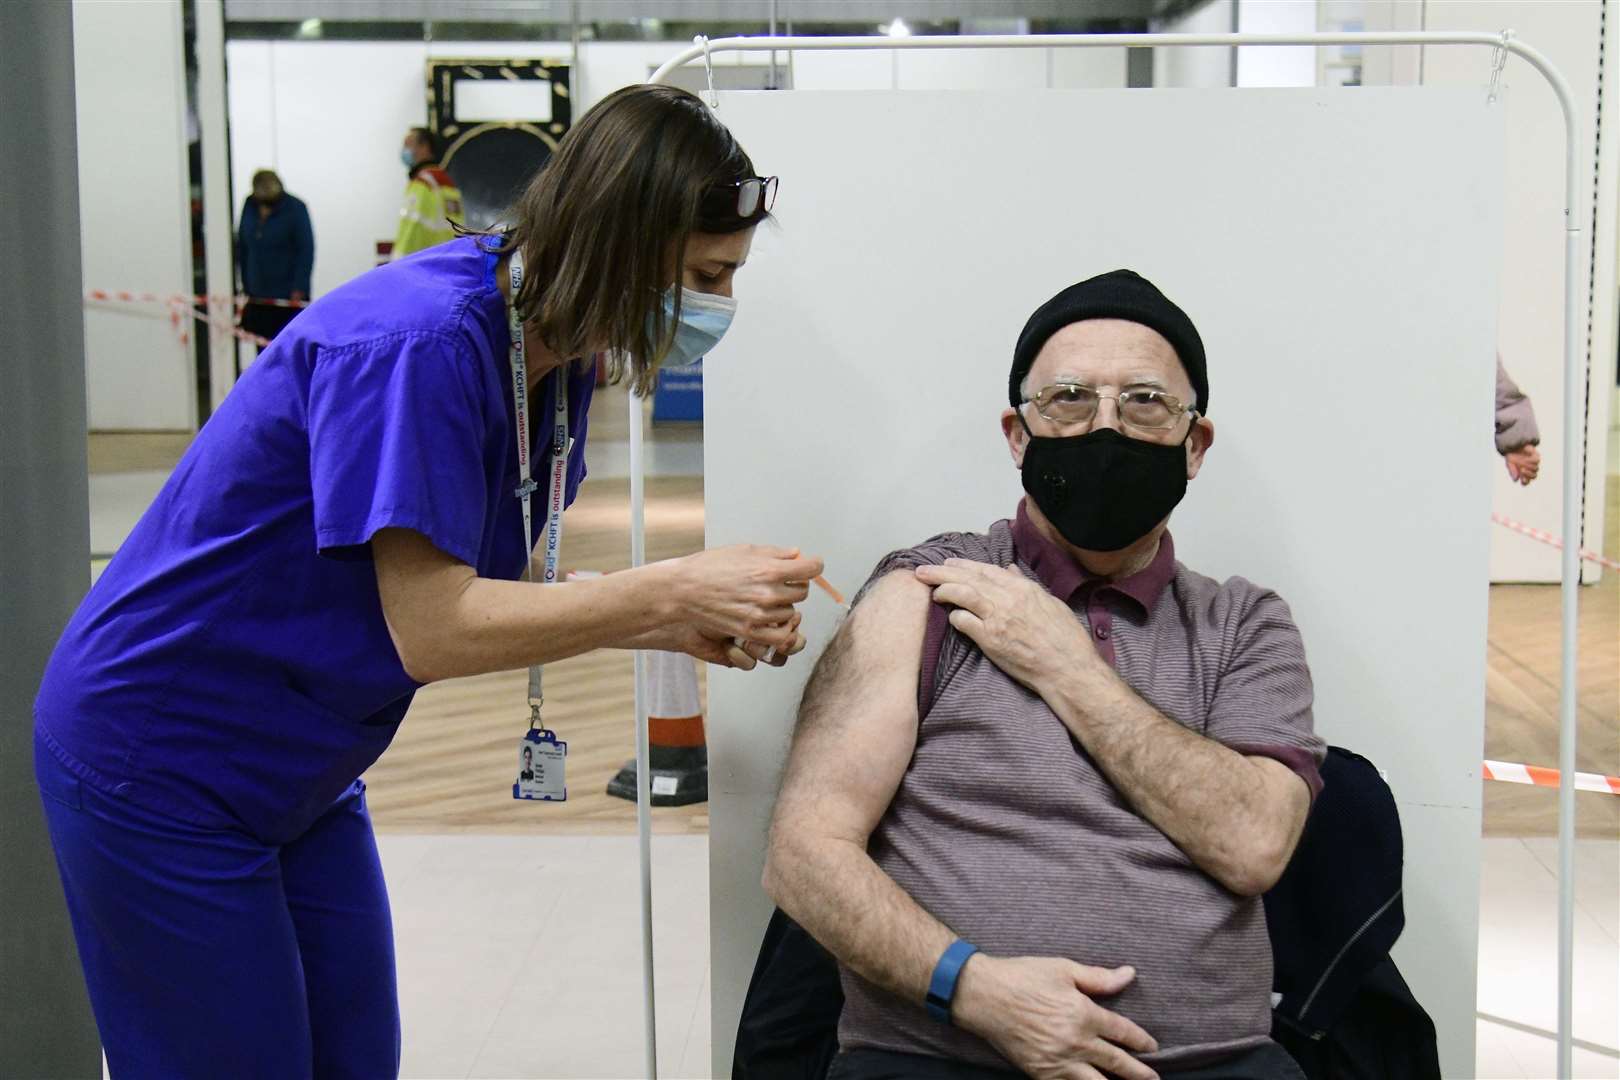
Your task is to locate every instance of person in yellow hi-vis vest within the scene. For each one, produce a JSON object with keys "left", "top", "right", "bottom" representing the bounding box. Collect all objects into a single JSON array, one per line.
[{"left": 393, "top": 127, "right": 464, "bottom": 258}]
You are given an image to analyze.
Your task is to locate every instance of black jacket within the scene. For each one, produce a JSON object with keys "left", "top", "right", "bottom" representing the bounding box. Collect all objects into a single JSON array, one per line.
[{"left": 1264, "top": 747, "right": 1439, "bottom": 1080}]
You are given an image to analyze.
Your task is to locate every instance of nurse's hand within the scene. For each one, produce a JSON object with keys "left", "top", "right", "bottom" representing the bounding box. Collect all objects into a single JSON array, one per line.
[
  {"left": 634, "top": 610, "right": 805, "bottom": 669},
  {"left": 668, "top": 545, "right": 823, "bottom": 650}
]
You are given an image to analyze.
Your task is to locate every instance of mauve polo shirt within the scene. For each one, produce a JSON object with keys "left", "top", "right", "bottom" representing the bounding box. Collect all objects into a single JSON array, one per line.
[{"left": 839, "top": 500, "right": 1326, "bottom": 1072}]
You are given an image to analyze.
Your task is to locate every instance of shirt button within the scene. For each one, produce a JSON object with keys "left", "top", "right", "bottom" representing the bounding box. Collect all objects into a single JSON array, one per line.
[{"left": 1095, "top": 625, "right": 1110, "bottom": 640}]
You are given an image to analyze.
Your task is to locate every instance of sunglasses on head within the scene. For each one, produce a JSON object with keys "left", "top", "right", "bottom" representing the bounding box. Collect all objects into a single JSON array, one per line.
[{"left": 702, "top": 175, "right": 778, "bottom": 221}]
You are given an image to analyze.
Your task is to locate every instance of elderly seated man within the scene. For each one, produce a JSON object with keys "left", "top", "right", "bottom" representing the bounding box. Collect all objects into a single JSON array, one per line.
[{"left": 764, "top": 271, "right": 1325, "bottom": 1080}]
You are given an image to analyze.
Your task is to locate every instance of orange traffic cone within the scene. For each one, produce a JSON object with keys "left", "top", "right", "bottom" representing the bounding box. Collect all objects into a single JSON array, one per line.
[{"left": 606, "top": 649, "right": 707, "bottom": 806}]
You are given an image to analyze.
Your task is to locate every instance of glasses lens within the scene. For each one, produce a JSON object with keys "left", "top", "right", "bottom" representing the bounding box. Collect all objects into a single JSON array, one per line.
[
  {"left": 761, "top": 176, "right": 778, "bottom": 212},
  {"left": 736, "top": 179, "right": 761, "bottom": 217},
  {"left": 1038, "top": 385, "right": 1099, "bottom": 425},
  {"left": 1119, "top": 390, "right": 1176, "bottom": 429}
]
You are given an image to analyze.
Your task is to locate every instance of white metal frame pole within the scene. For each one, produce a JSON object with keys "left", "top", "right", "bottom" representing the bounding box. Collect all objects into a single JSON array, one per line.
[
  {"left": 1553, "top": 81, "right": 1584, "bottom": 1080},
  {"left": 627, "top": 382, "right": 658, "bottom": 1080},
  {"left": 633, "top": 32, "right": 1585, "bottom": 1078}
]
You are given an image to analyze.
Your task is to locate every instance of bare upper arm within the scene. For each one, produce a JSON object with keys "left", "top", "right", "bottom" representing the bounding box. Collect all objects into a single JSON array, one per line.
[
  {"left": 769, "top": 569, "right": 933, "bottom": 851},
  {"left": 371, "top": 527, "right": 477, "bottom": 681}
]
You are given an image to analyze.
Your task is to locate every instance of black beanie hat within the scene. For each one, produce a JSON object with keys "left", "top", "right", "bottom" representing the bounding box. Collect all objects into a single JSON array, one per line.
[{"left": 1009, "top": 269, "right": 1208, "bottom": 415}]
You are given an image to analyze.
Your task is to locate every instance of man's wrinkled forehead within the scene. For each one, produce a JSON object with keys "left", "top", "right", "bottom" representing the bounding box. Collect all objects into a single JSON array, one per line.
[{"left": 1027, "top": 318, "right": 1191, "bottom": 392}]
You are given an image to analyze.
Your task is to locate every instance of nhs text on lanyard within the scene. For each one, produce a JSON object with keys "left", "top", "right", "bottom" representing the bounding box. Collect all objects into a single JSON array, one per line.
[{"left": 508, "top": 248, "right": 568, "bottom": 802}]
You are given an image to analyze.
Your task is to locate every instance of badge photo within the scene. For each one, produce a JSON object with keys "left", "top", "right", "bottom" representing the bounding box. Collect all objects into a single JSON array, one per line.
[{"left": 513, "top": 728, "right": 567, "bottom": 802}]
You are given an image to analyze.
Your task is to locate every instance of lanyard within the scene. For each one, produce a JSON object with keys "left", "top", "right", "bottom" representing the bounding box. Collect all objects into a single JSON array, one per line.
[{"left": 508, "top": 249, "right": 569, "bottom": 719}]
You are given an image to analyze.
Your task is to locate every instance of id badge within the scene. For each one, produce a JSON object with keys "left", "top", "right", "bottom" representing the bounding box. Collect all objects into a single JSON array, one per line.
[{"left": 513, "top": 728, "right": 567, "bottom": 802}]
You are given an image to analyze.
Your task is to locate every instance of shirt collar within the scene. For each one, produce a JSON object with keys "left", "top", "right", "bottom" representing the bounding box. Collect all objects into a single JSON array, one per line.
[{"left": 1011, "top": 499, "right": 1176, "bottom": 613}]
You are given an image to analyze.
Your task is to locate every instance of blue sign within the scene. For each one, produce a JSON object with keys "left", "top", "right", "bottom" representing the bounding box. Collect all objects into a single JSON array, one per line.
[{"left": 652, "top": 359, "right": 703, "bottom": 423}]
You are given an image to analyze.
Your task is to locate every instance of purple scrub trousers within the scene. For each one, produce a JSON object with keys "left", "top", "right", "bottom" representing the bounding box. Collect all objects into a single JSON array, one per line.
[{"left": 35, "top": 737, "right": 400, "bottom": 1079}]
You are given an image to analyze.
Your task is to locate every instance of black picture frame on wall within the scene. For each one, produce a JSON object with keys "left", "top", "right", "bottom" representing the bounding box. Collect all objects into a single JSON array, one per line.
[{"left": 427, "top": 58, "right": 572, "bottom": 230}]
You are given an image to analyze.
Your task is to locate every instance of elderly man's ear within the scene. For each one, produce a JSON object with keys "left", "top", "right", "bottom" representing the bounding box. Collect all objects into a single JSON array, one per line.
[
  {"left": 1187, "top": 416, "right": 1215, "bottom": 480},
  {"left": 1000, "top": 407, "right": 1028, "bottom": 469}
]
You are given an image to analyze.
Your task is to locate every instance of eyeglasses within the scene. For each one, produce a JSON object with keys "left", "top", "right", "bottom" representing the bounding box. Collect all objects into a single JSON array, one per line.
[
  {"left": 704, "top": 175, "right": 778, "bottom": 220},
  {"left": 1024, "top": 382, "right": 1194, "bottom": 432}
]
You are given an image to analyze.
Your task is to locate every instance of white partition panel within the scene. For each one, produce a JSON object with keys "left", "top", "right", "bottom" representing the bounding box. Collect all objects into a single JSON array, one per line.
[
  {"left": 703, "top": 88, "right": 1502, "bottom": 1078},
  {"left": 74, "top": 0, "right": 194, "bottom": 430}
]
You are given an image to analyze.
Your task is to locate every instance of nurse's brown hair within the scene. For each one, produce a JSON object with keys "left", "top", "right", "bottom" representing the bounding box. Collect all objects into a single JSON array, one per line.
[{"left": 498, "top": 84, "right": 765, "bottom": 395}]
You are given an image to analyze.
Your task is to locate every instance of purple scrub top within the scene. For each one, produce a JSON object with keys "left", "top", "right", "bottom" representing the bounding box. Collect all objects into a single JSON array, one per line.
[{"left": 35, "top": 237, "right": 594, "bottom": 844}]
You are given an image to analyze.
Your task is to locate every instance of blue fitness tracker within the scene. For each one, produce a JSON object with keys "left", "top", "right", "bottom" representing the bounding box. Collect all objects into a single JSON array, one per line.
[{"left": 925, "top": 939, "right": 979, "bottom": 1024}]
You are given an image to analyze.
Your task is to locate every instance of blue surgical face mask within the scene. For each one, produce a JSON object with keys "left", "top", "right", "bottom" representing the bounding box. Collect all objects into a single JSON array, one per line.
[
  {"left": 653, "top": 287, "right": 737, "bottom": 368},
  {"left": 400, "top": 147, "right": 415, "bottom": 169}
]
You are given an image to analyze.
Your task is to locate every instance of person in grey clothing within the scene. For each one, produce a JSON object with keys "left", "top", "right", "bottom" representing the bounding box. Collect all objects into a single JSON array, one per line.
[
  {"left": 1496, "top": 357, "right": 1541, "bottom": 485},
  {"left": 765, "top": 272, "right": 1323, "bottom": 1080}
]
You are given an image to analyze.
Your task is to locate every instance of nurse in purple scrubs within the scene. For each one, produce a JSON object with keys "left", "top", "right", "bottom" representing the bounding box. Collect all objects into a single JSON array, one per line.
[{"left": 33, "top": 84, "right": 815, "bottom": 1079}]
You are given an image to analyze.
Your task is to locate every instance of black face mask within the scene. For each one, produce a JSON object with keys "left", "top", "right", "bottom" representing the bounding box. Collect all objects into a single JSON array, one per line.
[{"left": 1020, "top": 424, "right": 1190, "bottom": 552}]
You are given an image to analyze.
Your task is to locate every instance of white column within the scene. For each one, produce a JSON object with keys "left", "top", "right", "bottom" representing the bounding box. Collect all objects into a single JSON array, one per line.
[{"left": 196, "top": 0, "right": 236, "bottom": 413}]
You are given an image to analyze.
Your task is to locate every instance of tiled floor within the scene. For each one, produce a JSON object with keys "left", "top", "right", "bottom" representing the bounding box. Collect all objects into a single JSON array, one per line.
[
  {"left": 373, "top": 832, "right": 1619, "bottom": 1079},
  {"left": 87, "top": 470, "right": 169, "bottom": 560},
  {"left": 1474, "top": 838, "right": 1620, "bottom": 1078},
  {"left": 379, "top": 834, "right": 713, "bottom": 1079}
]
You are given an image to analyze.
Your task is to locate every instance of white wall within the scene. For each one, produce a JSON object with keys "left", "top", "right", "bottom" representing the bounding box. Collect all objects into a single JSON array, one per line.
[
  {"left": 1153, "top": 0, "right": 1233, "bottom": 89},
  {"left": 224, "top": 40, "right": 1129, "bottom": 305},
  {"left": 195, "top": 0, "right": 235, "bottom": 417},
  {"left": 704, "top": 87, "right": 1501, "bottom": 1078},
  {"left": 227, "top": 41, "right": 460, "bottom": 302},
  {"left": 225, "top": 40, "right": 584, "bottom": 304},
  {"left": 788, "top": 44, "right": 1126, "bottom": 90},
  {"left": 75, "top": 0, "right": 195, "bottom": 431},
  {"left": 1236, "top": 0, "right": 1319, "bottom": 87},
  {"left": 1365, "top": 0, "right": 1616, "bottom": 583},
  {"left": 1359, "top": 0, "right": 1423, "bottom": 87}
]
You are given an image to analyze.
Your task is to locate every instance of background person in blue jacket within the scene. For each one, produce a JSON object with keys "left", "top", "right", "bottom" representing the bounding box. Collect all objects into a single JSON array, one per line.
[{"left": 237, "top": 168, "right": 314, "bottom": 344}]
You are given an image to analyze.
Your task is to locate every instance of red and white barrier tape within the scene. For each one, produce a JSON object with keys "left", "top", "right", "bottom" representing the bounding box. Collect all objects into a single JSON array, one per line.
[
  {"left": 1491, "top": 513, "right": 1619, "bottom": 571},
  {"left": 174, "top": 302, "right": 269, "bottom": 348},
  {"left": 85, "top": 290, "right": 275, "bottom": 348},
  {"left": 1484, "top": 759, "right": 1620, "bottom": 796},
  {"left": 85, "top": 289, "right": 309, "bottom": 310}
]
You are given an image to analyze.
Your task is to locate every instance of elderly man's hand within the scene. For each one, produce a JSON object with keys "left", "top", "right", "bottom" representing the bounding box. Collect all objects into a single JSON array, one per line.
[
  {"left": 952, "top": 954, "right": 1159, "bottom": 1080},
  {"left": 913, "top": 559, "right": 1096, "bottom": 690},
  {"left": 1505, "top": 445, "right": 1541, "bottom": 485}
]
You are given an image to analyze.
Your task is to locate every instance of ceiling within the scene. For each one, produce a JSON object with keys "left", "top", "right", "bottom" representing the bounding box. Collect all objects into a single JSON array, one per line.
[{"left": 224, "top": 0, "right": 1197, "bottom": 30}]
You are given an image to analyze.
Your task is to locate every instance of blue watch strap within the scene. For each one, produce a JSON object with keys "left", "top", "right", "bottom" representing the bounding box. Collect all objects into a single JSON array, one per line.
[{"left": 925, "top": 940, "right": 979, "bottom": 1024}]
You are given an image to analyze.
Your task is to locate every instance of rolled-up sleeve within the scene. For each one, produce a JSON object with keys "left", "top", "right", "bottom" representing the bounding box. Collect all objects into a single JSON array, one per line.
[
  {"left": 1206, "top": 589, "right": 1326, "bottom": 801},
  {"left": 1495, "top": 355, "right": 1540, "bottom": 453}
]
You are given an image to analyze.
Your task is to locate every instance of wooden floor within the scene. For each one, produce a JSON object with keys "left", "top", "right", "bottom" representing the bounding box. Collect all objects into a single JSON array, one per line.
[
  {"left": 358, "top": 379, "right": 713, "bottom": 833},
  {"left": 86, "top": 430, "right": 1619, "bottom": 838},
  {"left": 1482, "top": 476, "right": 1619, "bottom": 838},
  {"left": 363, "top": 475, "right": 714, "bottom": 835},
  {"left": 87, "top": 429, "right": 194, "bottom": 473}
]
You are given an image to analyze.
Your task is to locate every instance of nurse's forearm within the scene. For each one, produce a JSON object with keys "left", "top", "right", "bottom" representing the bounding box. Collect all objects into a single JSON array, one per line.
[
  {"left": 435, "top": 571, "right": 678, "bottom": 679},
  {"left": 373, "top": 527, "right": 676, "bottom": 683}
]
